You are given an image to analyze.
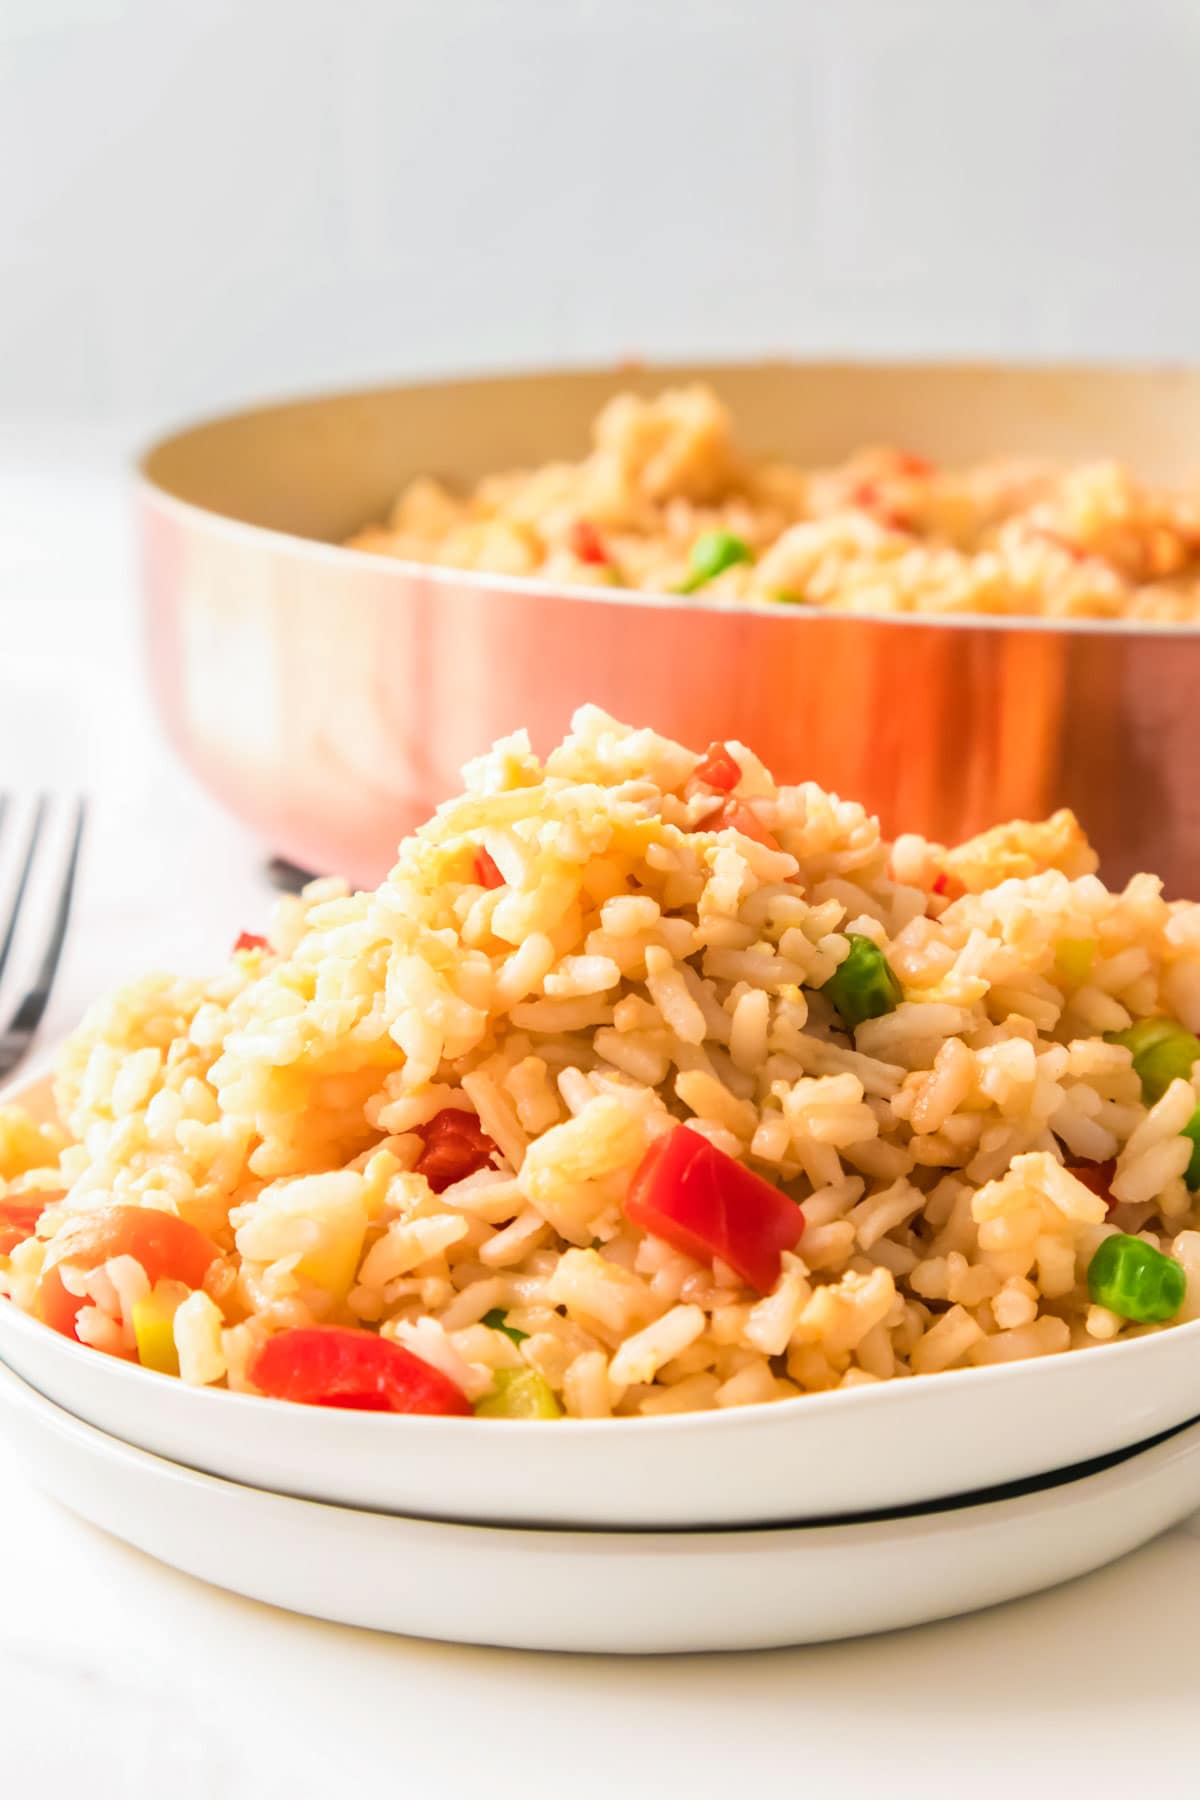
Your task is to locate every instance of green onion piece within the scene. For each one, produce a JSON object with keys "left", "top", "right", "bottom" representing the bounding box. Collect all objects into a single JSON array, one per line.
[
  {"left": 474, "top": 1368, "right": 562, "bottom": 1420},
  {"left": 481, "top": 1307, "right": 528, "bottom": 1346},
  {"left": 1105, "top": 1017, "right": 1200, "bottom": 1103},
  {"left": 772, "top": 591, "right": 809, "bottom": 606},
  {"left": 1054, "top": 937, "right": 1096, "bottom": 989},
  {"left": 1087, "top": 1233, "right": 1186, "bottom": 1323},
  {"left": 821, "top": 933, "right": 903, "bottom": 1031},
  {"left": 677, "top": 530, "right": 753, "bottom": 594}
]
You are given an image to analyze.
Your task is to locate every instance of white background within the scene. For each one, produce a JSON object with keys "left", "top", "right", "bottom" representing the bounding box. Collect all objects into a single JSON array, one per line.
[{"left": 3, "top": 0, "right": 1200, "bottom": 434}]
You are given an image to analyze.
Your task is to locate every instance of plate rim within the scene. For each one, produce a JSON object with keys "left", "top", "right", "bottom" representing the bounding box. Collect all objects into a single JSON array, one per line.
[{"left": 3, "top": 1352, "right": 1199, "bottom": 1545}]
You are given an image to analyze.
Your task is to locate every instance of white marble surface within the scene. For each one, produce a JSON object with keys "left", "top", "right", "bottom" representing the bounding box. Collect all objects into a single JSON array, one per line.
[{"left": 4, "top": 441, "right": 1200, "bottom": 1795}]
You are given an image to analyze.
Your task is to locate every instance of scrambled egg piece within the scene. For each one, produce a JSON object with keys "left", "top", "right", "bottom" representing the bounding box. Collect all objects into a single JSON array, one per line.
[
  {"left": 0, "top": 1105, "right": 64, "bottom": 1183},
  {"left": 943, "top": 809, "right": 1098, "bottom": 893}
]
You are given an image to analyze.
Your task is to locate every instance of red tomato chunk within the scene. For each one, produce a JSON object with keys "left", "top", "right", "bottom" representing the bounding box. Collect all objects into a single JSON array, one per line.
[
  {"left": 415, "top": 1108, "right": 498, "bottom": 1194},
  {"left": 625, "top": 1124, "right": 804, "bottom": 1294},
  {"left": 233, "top": 931, "right": 269, "bottom": 953},
  {"left": 716, "top": 800, "right": 780, "bottom": 852},
  {"left": 1068, "top": 1159, "right": 1118, "bottom": 1214},
  {"left": 37, "top": 1205, "right": 219, "bottom": 1340},
  {"left": 250, "top": 1324, "right": 472, "bottom": 1415},
  {"left": 0, "top": 1195, "right": 57, "bottom": 1258},
  {"left": 473, "top": 848, "right": 505, "bottom": 889},
  {"left": 691, "top": 741, "right": 742, "bottom": 794}
]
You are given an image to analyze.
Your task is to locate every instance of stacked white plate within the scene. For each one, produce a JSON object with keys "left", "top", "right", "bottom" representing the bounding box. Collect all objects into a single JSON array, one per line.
[
  {"left": 3, "top": 1317, "right": 1200, "bottom": 1652},
  {"left": 5, "top": 1064, "right": 1200, "bottom": 1651}
]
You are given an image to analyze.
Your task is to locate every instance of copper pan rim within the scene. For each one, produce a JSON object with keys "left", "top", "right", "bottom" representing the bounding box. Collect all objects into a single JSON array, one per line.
[
  {"left": 136, "top": 355, "right": 1200, "bottom": 642},
  {"left": 136, "top": 349, "right": 1200, "bottom": 455}
]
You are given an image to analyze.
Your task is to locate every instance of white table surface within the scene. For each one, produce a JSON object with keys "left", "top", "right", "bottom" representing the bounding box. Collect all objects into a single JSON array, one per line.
[{"left": 3, "top": 435, "right": 1200, "bottom": 1796}]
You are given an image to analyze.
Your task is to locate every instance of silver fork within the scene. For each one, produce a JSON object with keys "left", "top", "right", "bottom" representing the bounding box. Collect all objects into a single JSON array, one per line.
[{"left": 0, "top": 795, "right": 87, "bottom": 1082}]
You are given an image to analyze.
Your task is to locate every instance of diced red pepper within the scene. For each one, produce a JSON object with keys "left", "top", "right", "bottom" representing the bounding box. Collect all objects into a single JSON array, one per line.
[
  {"left": 473, "top": 847, "right": 505, "bottom": 889},
  {"left": 249, "top": 1324, "right": 472, "bottom": 1415},
  {"left": 846, "top": 480, "right": 911, "bottom": 531},
  {"left": 415, "top": 1108, "right": 498, "bottom": 1194},
  {"left": 845, "top": 452, "right": 930, "bottom": 526},
  {"left": 690, "top": 741, "right": 742, "bottom": 794},
  {"left": 37, "top": 1205, "right": 219, "bottom": 1340},
  {"left": 0, "top": 1195, "right": 57, "bottom": 1258},
  {"left": 569, "top": 520, "right": 610, "bottom": 566},
  {"left": 890, "top": 450, "right": 934, "bottom": 477},
  {"left": 931, "top": 871, "right": 966, "bottom": 901},
  {"left": 234, "top": 931, "right": 269, "bottom": 954},
  {"left": 625, "top": 1124, "right": 804, "bottom": 1294},
  {"left": 716, "top": 800, "right": 780, "bottom": 852},
  {"left": 1067, "top": 1159, "right": 1119, "bottom": 1215}
]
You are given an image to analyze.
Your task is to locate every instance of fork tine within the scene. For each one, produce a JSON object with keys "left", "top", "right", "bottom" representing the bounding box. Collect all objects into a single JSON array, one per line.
[
  {"left": 0, "top": 797, "right": 86, "bottom": 1082},
  {"left": 0, "top": 794, "right": 48, "bottom": 988}
]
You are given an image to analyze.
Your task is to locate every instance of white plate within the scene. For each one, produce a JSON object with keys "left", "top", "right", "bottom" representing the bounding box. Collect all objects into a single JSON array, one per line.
[
  {"left": 2, "top": 1358, "right": 1199, "bottom": 1654},
  {"left": 8, "top": 1064, "right": 1200, "bottom": 1529},
  {"left": 10, "top": 1289, "right": 1200, "bottom": 1528}
]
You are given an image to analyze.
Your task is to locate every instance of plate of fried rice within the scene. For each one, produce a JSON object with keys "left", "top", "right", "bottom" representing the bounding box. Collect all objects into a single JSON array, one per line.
[{"left": 4, "top": 707, "right": 1200, "bottom": 1527}]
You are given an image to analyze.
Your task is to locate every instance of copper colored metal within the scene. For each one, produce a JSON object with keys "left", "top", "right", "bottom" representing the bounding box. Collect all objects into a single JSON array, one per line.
[{"left": 138, "top": 361, "right": 1200, "bottom": 891}]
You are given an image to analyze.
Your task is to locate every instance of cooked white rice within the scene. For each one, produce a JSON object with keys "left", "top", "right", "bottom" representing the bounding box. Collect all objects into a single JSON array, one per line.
[
  {"left": 348, "top": 385, "right": 1200, "bottom": 623},
  {"left": 4, "top": 704, "right": 1200, "bottom": 1417}
]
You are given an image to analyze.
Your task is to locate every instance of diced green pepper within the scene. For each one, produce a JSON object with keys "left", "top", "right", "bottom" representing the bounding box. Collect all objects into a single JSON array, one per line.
[
  {"left": 1087, "top": 1233, "right": 1186, "bottom": 1323},
  {"left": 474, "top": 1368, "right": 562, "bottom": 1420},
  {"left": 677, "top": 530, "right": 753, "bottom": 594},
  {"left": 1106, "top": 1016, "right": 1200, "bottom": 1103},
  {"left": 1054, "top": 937, "right": 1096, "bottom": 989},
  {"left": 822, "top": 934, "right": 903, "bottom": 1030},
  {"left": 772, "top": 591, "right": 809, "bottom": 606},
  {"left": 481, "top": 1307, "right": 528, "bottom": 1345}
]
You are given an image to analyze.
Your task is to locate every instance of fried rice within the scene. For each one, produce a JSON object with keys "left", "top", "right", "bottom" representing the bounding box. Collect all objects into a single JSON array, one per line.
[
  {"left": 348, "top": 384, "right": 1200, "bottom": 623},
  {"left": 4, "top": 705, "right": 1200, "bottom": 1418}
]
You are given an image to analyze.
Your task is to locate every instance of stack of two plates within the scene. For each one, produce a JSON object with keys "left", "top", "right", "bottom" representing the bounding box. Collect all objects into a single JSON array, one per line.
[{"left": 3, "top": 1295, "right": 1200, "bottom": 1654}]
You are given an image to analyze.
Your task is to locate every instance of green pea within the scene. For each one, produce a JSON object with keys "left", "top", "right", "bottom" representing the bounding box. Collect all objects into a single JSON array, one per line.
[
  {"left": 1087, "top": 1233, "right": 1186, "bottom": 1323},
  {"left": 1106, "top": 1017, "right": 1200, "bottom": 1102},
  {"left": 474, "top": 1368, "right": 562, "bottom": 1420},
  {"left": 677, "top": 530, "right": 753, "bottom": 594},
  {"left": 1182, "top": 1109, "right": 1200, "bottom": 1190},
  {"left": 481, "top": 1307, "right": 527, "bottom": 1346},
  {"left": 822, "top": 933, "right": 903, "bottom": 1031}
]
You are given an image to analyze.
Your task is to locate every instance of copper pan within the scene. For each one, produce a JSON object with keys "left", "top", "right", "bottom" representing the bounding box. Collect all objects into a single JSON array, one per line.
[{"left": 138, "top": 360, "right": 1200, "bottom": 891}]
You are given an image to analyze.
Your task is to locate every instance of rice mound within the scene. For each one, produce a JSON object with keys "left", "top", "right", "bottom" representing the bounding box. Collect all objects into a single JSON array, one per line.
[
  {"left": 349, "top": 384, "right": 1200, "bottom": 623},
  {"left": 4, "top": 704, "right": 1200, "bottom": 1416}
]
